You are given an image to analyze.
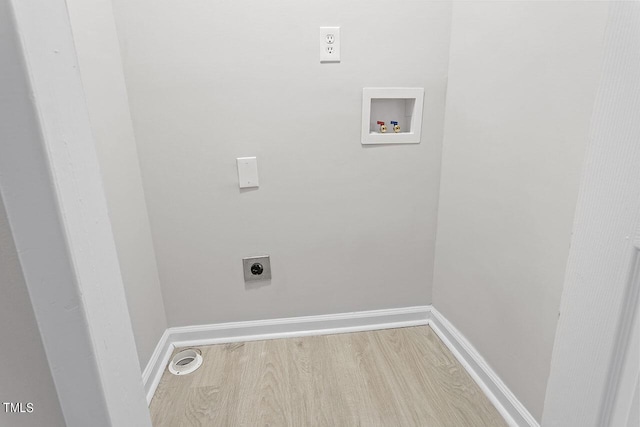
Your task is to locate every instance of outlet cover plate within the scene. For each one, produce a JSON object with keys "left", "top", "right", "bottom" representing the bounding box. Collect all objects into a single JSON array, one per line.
[
  {"left": 320, "top": 27, "right": 340, "bottom": 63},
  {"left": 242, "top": 255, "right": 271, "bottom": 282}
]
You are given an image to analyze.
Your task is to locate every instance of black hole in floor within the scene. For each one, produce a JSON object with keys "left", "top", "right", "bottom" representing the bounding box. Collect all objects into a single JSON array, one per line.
[{"left": 176, "top": 357, "right": 195, "bottom": 366}]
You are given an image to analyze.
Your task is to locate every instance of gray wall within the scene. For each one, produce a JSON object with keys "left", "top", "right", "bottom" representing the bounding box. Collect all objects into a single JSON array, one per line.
[
  {"left": 112, "top": 0, "right": 452, "bottom": 327},
  {"left": 0, "top": 198, "right": 65, "bottom": 426},
  {"left": 433, "top": 1, "right": 609, "bottom": 421},
  {"left": 66, "top": 0, "right": 168, "bottom": 369}
]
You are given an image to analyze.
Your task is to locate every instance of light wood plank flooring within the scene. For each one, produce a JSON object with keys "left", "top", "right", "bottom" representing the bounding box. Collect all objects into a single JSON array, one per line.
[{"left": 150, "top": 326, "right": 507, "bottom": 426}]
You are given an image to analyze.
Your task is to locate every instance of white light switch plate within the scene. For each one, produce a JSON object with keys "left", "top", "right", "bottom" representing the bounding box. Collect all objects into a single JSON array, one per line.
[
  {"left": 237, "top": 157, "right": 259, "bottom": 188},
  {"left": 320, "top": 27, "right": 340, "bottom": 63}
]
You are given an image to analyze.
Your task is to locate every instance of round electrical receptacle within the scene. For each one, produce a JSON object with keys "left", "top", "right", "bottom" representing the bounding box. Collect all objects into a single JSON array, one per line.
[{"left": 251, "top": 263, "right": 264, "bottom": 275}]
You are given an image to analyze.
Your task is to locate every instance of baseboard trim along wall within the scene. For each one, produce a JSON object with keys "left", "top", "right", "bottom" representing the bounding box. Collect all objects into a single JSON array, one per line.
[
  {"left": 141, "top": 328, "right": 172, "bottom": 405},
  {"left": 428, "top": 308, "right": 540, "bottom": 427},
  {"left": 142, "top": 305, "right": 539, "bottom": 427},
  {"left": 141, "top": 306, "right": 429, "bottom": 404}
]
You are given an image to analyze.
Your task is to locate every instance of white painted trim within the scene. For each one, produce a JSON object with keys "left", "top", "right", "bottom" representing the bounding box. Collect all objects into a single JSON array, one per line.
[
  {"left": 170, "top": 306, "right": 429, "bottom": 348},
  {"left": 542, "top": 4, "right": 640, "bottom": 426},
  {"left": 1, "top": 0, "right": 151, "bottom": 425},
  {"left": 143, "top": 306, "right": 430, "bottom": 404},
  {"left": 142, "top": 305, "right": 538, "bottom": 427},
  {"left": 141, "top": 329, "right": 172, "bottom": 405},
  {"left": 605, "top": 247, "right": 640, "bottom": 426},
  {"left": 428, "top": 308, "right": 539, "bottom": 427}
]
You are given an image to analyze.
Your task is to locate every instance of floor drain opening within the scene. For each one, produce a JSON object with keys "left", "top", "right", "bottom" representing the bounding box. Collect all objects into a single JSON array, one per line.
[
  {"left": 169, "top": 349, "right": 203, "bottom": 376},
  {"left": 176, "top": 357, "right": 194, "bottom": 366}
]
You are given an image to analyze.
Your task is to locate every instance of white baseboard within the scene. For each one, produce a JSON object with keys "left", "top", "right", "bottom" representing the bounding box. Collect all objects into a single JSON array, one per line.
[
  {"left": 428, "top": 307, "right": 540, "bottom": 427},
  {"left": 141, "top": 328, "right": 172, "bottom": 405},
  {"left": 142, "top": 306, "right": 429, "bottom": 404},
  {"left": 142, "top": 305, "right": 539, "bottom": 427}
]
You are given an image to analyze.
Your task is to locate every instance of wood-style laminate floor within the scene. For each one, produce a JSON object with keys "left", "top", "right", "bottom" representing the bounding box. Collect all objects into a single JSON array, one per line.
[{"left": 150, "top": 326, "right": 508, "bottom": 427}]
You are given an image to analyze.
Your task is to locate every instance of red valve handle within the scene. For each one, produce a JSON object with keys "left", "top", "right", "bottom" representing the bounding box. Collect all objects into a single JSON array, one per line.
[{"left": 377, "top": 121, "right": 385, "bottom": 125}]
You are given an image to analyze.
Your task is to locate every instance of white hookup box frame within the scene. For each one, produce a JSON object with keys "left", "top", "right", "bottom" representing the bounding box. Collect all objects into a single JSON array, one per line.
[{"left": 361, "top": 87, "right": 424, "bottom": 145}]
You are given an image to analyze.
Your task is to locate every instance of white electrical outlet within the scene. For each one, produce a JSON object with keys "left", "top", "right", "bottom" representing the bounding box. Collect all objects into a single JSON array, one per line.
[{"left": 320, "top": 27, "right": 340, "bottom": 63}]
